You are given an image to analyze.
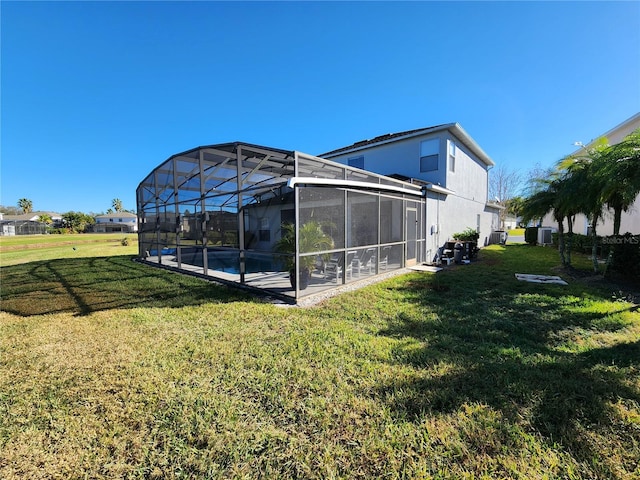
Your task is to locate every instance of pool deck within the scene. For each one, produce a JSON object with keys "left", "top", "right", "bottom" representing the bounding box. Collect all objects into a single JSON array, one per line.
[{"left": 142, "top": 255, "right": 403, "bottom": 303}]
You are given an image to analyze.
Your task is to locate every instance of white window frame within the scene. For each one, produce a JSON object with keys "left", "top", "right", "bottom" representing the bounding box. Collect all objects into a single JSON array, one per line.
[{"left": 448, "top": 141, "right": 456, "bottom": 173}]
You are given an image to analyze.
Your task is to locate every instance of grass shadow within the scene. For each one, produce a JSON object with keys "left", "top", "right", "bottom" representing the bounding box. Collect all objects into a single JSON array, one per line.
[
  {"left": 369, "top": 246, "right": 640, "bottom": 479},
  {"left": 0, "top": 255, "right": 256, "bottom": 317}
]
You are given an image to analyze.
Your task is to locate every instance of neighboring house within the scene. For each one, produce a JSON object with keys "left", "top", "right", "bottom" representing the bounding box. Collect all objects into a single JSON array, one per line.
[
  {"left": 540, "top": 112, "right": 640, "bottom": 235},
  {"left": 94, "top": 212, "right": 138, "bottom": 233},
  {"left": 502, "top": 213, "right": 520, "bottom": 230},
  {"left": 0, "top": 211, "right": 62, "bottom": 235},
  {"left": 319, "top": 123, "right": 502, "bottom": 258}
]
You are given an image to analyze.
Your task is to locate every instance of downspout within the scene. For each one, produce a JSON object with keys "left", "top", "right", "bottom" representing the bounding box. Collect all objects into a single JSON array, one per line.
[{"left": 421, "top": 185, "right": 428, "bottom": 263}]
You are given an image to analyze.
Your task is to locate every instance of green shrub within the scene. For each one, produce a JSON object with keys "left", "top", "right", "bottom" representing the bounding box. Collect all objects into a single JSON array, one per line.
[
  {"left": 452, "top": 227, "right": 479, "bottom": 242},
  {"left": 524, "top": 227, "right": 538, "bottom": 245},
  {"left": 605, "top": 233, "right": 640, "bottom": 278},
  {"left": 568, "top": 234, "right": 598, "bottom": 254}
]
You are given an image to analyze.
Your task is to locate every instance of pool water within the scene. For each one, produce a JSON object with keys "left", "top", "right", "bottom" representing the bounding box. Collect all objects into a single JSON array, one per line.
[{"left": 176, "top": 249, "right": 283, "bottom": 274}]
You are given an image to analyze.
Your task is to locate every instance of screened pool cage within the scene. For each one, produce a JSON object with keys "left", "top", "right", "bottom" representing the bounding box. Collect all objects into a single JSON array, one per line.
[{"left": 136, "top": 142, "right": 426, "bottom": 302}]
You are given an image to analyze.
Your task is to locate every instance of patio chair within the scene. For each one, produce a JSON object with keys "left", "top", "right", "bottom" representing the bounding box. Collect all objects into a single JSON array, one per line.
[
  {"left": 378, "top": 246, "right": 391, "bottom": 271},
  {"left": 325, "top": 251, "right": 355, "bottom": 283},
  {"left": 354, "top": 248, "right": 376, "bottom": 275}
]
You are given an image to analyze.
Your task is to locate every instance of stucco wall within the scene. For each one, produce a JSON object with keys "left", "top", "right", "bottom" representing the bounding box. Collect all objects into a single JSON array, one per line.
[
  {"left": 324, "top": 130, "right": 495, "bottom": 252},
  {"left": 327, "top": 133, "right": 448, "bottom": 187},
  {"left": 442, "top": 132, "right": 490, "bottom": 204},
  {"left": 541, "top": 200, "right": 640, "bottom": 236}
]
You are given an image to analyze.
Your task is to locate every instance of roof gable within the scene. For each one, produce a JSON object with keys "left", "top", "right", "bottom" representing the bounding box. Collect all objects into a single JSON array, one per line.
[
  {"left": 95, "top": 212, "right": 137, "bottom": 219},
  {"left": 1, "top": 213, "right": 40, "bottom": 221},
  {"left": 319, "top": 123, "right": 494, "bottom": 167},
  {"left": 319, "top": 125, "right": 448, "bottom": 157}
]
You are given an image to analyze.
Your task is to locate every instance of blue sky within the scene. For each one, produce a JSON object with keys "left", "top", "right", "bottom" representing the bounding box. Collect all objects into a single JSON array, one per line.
[{"left": 2, "top": 1, "right": 639, "bottom": 214}]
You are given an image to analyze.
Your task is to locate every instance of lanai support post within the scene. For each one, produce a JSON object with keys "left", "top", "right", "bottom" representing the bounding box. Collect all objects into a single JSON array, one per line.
[
  {"left": 199, "top": 150, "right": 208, "bottom": 275},
  {"left": 173, "top": 157, "right": 182, "bottom": 268},
  {"left": 154, "top": 169, "right": 162, "bottom": 265},
  {"left": 237, "top": 145, "right": 246, "bottom": 284}
]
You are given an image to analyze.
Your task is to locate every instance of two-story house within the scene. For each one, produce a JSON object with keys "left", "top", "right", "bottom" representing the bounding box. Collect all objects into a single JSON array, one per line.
[
  {"left": 94, "top": 212, "right": 138, "bottom": 233},
  {"left": 136, "top": 125, "right": 500, "bottom": 303},
  {"left": 319, "top": 123, "right": 501, "bottom": 259}
]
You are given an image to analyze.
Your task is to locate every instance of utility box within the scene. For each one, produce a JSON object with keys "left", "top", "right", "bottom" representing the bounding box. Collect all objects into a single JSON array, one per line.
[{"left": 538, "top": 227, "right": 553, "bottom": 245}]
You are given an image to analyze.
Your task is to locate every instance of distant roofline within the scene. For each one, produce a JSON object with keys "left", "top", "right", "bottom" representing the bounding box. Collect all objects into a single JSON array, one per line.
[
  {"left": 95, "top": 212, "right": 137, "bottom": 218},
  {"left": 319, "top": 123, "right": 495, "bottom": 167},
  {"left": 1, "top": 211, "right": 62, "bottom": 221}
]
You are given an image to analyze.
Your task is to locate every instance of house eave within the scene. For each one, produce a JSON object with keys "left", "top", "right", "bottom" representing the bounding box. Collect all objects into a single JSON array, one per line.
[
  {"left": 486, "top": 201, "right": 506, "bottom": 210},
  {"left": 424, "top": 183, "right": 455, "bottom": 196},
  {"left": 287, "top": 176, "right": 424, "bottom": 197},
  {"left": 320, "top": 123, "right": 495, "bottom": 168}
]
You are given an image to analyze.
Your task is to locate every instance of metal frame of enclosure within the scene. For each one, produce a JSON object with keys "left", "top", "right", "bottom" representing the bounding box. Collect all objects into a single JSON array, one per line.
[{"left": 136, "top": 142, "right": 426, "bottom": 302}]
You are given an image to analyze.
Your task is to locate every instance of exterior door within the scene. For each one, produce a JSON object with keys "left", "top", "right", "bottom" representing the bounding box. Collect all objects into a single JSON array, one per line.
[{"left": 406, "top": 208, "right": 417, "bottom": 267}]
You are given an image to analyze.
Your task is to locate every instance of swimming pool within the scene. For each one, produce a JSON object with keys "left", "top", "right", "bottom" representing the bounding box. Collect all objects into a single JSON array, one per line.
[{"left": 175, "top": 248, "right": 284, "bottom": 274}]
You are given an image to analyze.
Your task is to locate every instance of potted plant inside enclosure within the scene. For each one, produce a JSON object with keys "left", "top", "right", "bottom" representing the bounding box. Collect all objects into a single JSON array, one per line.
[{"left": 275, "top": 222, "right": 334, "bottom": 289}]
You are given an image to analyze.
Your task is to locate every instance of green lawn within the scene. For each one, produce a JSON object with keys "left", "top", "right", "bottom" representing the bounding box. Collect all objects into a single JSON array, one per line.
[
  {"left": 1, "top": 241, "right": 638, "bottom": 479},
  {"left": 0, "top": 234, "right": 138, "bottom": 266},
  {"left": 0, "top": 232, "right": 135, "bottom": 248}
]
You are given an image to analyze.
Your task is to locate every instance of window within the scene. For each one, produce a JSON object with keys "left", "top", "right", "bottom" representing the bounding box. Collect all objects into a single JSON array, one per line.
[
  {"left": 259, "top": 230, "right": 270, "bottom": 242},
  {"left": 449, "top": 141, "right": 456, "bottom": 172},
  {"left": 420, "top": 139, "right": 439, "bottom": 172},
  {"left": 259, "top": 218, "right": 270, "bottom": 242},
  {"left": 348, "top": 155, "right": 364, "bottom": 169},
  {"left": 119, "top": 219, "right": 123, "bottom": 222}
]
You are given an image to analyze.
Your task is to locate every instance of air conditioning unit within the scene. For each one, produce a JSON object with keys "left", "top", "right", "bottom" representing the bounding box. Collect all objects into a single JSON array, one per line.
[
  {"left": 538, "top": 227, "right": 554, "bottom": 245},
  {"left": 489, "top": 231, "right": 507, "bottom": 245}
]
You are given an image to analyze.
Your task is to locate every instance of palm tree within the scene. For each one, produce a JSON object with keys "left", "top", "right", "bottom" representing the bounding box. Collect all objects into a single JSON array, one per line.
[
  {"left": 591, "top": 128, "right": 640, "bottom": 274},
  {"left": 18, "top": 198, "right": 33, "bottom": 214},
  {"left": 600, "top": 128, "right": 640, "bottom": 236},
  {"left": 112, "top": 198, "right": 123, "bottom": 212},
  {"left": 523, "top": 131, "right": 639, "bottom": 275},
  {"left": 521, "top": 175, "right": 570, "bottom": 266},
  {"left": 553, "top": 170, "right": 584, "bottom": 267},
  {"left": 506, "top": 196, "right": 525, "bottom": 222},
  {"left": 38, "top": 213, "right": 53, "bottom": 225},
  {"left": 558, "top": 139, "right": 609, "bottom": 273}
]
